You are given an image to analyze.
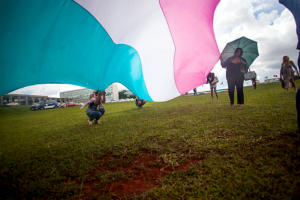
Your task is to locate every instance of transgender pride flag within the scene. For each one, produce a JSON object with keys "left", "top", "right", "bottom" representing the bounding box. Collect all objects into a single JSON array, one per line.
[{"left": 0, "top": 0, "right": 220, "bottom": 101}]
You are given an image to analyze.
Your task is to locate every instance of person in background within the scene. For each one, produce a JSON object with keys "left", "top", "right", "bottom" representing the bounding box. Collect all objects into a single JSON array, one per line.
[
  {"left": 193, "top": 88, "right": 197, "bottom": 95},
  {"left": 207, "top": 72, "right": 218, "bottom": 100},
  {"left": 135, "top": 96, "right": 146, "bottom": 108},
  {"left": 251, "top": 78, "right": 257, "bottom": 89},
  {"left": 221, "top": 48, "right": 248, "bottom": 106},
  {"left": 280, "top": 56, "right": 299, "bottom": 91},
  {"left": 81, "top": 91, "right": 106, "bottom": 125}
]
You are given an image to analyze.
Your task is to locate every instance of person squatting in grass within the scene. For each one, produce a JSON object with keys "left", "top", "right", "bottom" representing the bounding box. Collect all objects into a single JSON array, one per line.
[
  {"left": 280, "top": 56, "right": 299, "bottom": 91},
  {"left": 135, "top": 96, "right": 146, "bottom": 108},
  {"left": 81, "top": 91, "right": 106, "bottom": 125},
  {"left": 207, "top": 72, "right": 218, "bottom": 100},
  {"left": 221, "top": 48, "right": 248, "bottom": 106}
]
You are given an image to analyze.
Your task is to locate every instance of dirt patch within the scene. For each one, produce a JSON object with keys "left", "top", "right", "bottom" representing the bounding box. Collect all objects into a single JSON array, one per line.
[{"left": 80, "top": 152, "right": 202, "bottom": 199}]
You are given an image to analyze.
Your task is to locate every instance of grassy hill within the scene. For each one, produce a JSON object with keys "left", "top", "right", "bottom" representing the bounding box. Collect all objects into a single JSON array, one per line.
[{"left": 0, "top": 82, "right": 299, "bottom": 199}]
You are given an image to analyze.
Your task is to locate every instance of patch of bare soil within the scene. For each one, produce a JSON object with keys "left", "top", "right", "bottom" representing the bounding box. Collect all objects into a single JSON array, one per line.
[{"left": 80, "top": 152, "right": 202, "bottom": 199}]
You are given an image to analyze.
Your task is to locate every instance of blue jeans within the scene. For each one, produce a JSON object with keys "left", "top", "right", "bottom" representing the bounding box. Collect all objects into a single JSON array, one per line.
[{"left": 86, "top": 108, "right": 105, "bottom": 121}]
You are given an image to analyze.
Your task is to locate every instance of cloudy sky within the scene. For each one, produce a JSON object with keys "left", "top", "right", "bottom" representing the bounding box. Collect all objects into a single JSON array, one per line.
[{"left": 11, "top": 0, "right": 299, "bottom": 97}]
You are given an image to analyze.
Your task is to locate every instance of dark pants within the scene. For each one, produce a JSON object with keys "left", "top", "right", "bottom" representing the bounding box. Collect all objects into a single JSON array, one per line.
[
  {"left": 298, "top": 51, "right": 300, "bottom": 72},
  {"left": 296, "top": 88, "right": 300, "bottom": 132},
  {"left": 227, "top": 72, "right": 244, "bottom": 105},
  {"left": 86, "top": 108, "right": 105, "bottom": 121}
]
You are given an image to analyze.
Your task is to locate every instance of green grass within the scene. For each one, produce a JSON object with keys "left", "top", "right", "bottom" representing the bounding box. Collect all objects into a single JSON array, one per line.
[{"left": 0, "top": 82, "right": 299, "bottom": 199}]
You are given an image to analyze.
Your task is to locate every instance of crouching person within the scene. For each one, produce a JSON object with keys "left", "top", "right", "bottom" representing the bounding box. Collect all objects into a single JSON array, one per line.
[
  {"left": 81, "top": 91, "right": 106, "bottom": 125},
  {"left": 135, "top": 96, "right": 146, "bottom": 108}
]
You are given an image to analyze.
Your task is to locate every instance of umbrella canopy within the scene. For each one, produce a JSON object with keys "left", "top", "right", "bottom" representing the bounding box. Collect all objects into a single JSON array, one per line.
[
  {"left": 279, "top": 0, "right": 300, "bottom": 50},
  {"left": 221, "top": 36, "right": 259, "bottom": 67}
]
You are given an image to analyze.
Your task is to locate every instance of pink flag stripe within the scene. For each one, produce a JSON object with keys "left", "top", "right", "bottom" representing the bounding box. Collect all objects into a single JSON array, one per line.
[{"left": 159, "top": 0, "right": 220, "bottom": 94}]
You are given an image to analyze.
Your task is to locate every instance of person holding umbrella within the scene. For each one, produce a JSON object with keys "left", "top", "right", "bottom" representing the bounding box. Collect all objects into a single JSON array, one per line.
[
  {"left": 221, "top": 48, "right": 248, "bottom": 106},
  {"left": 220, "top": 37, "right": 259, "bottom": 106}
]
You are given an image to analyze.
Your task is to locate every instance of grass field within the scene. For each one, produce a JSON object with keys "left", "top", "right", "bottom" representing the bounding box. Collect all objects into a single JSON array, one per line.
[{"left": 0, "top": 82, "right": 300, "bottom": 199}]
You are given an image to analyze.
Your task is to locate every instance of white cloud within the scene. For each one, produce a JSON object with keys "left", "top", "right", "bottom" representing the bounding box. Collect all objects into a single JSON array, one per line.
[
  {"left": 211, "top": 0, "right": 298, "bottom": 87},
  {"left": 10, "top": 84, "right": 84, "bottom": 98}
]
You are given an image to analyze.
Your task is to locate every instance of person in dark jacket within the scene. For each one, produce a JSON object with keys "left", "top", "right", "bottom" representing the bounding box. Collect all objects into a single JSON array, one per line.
[
  {"left": 221, "top": 48, "right": 248, "bottom": 106},
  {"left": 193, "top": 88, "right": 197, "bottom": 95},
  {"left": 81, "top": 91, "right": 106, "bottom": 125}
]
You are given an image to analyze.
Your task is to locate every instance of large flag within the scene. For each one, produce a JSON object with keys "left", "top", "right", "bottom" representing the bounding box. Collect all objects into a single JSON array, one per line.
[
  {"left": 279, "top": 0, "right": 300, "bottom": 50},
  {"left": 0, "top": 0, "right": 220, "bottom": 101}
]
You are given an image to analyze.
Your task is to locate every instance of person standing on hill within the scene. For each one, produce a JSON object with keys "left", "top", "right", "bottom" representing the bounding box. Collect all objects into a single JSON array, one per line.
[
  {"left": 280, "top": 56, "right": 299, "bottom": 91},
  {"left": 207, "top": 72, "right": 218, "bottom": 100},
  {"left": 193, "top": 88, "right": 197, "bottom": 95},
  {"left": 221, "top": 48, "right": 248, "bottom": 106},
  {"left": 81, "top": 91, "right": 106, "bottom": 125}
]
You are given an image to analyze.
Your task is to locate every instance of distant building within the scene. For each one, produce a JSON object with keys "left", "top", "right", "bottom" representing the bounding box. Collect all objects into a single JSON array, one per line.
[
  {"left": 264, "top": 77, "right": 280, "bottom": 83},
  {"left": 60, "top": 84, "right": 119, "bottom": 102},
  {"left": 60, "top": 88, "right": 94, "bottom": 102},
  {"left": 105, "top": 84, "right": 119, "bottom": 102}
]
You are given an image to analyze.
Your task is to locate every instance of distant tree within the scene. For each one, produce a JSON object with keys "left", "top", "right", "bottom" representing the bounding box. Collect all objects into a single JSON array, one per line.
[
  {"left": 118, "top": 90, "right": 135, "bottom": 99},
  {"left": 118, "top": 90, "right": 127, "bottom": 99}
]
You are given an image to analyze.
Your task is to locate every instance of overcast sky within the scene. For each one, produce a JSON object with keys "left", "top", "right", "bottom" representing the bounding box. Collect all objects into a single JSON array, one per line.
[{"left": 11, "top": 0, "right": 299, "bottom": 97}]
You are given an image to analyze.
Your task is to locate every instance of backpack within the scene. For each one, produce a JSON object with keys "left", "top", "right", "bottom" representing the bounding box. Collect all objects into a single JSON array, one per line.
[
  {"left": 244, "top": 71, "right": 256, "bottom": 81},
  {"left": 211, "top": 76, "right": 219, "bottom": 84}
]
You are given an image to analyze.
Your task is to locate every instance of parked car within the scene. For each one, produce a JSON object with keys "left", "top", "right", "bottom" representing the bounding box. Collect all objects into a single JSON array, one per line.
[
  {"left": 30, "top": 101, "right": 45, "bottom": 110},
  {"left": 6, "top": 102, "right": 20, "bottom": 106},
  {"left": 44, "top": 100, "right": 58, "bottom": 109},
  {"left": 66, "top": 102, "right": 77, "bottom": 107},
  {"left": 30, "top": 100, "right": 58, "bottom": 111},
  {"left": 59, "top": 102, "right": 77, "bottom": 108}
]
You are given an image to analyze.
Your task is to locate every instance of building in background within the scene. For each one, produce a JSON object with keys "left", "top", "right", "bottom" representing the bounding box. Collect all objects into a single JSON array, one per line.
[
  {"left": 60, "top": 88, "right": 94, "bottom": 102},
  {"left": 106, "top": 84, "right": 119, "bottom": 102},
  {"left": 60, "top": 84, "right": 119, "bottom": 102}
]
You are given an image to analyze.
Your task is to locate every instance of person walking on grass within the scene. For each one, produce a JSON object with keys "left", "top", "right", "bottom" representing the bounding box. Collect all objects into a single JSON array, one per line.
[
  {"left": 207, "top": 72, "right": 218, "bottom": 100},
  {"left": 193, "top": 88, "right": 197, "bottom": 95},
  {"left": 81, "top": 91, "right": 106, "bottom": 125},
  {"left": 221, "top": 48, "right": 248, "bottom": 107},
  {"left": 280, "top": 56, "right": 299, "bottom": 91},
  {"left": 252, "top": 78, "right": 257, "bottom": 89}
]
